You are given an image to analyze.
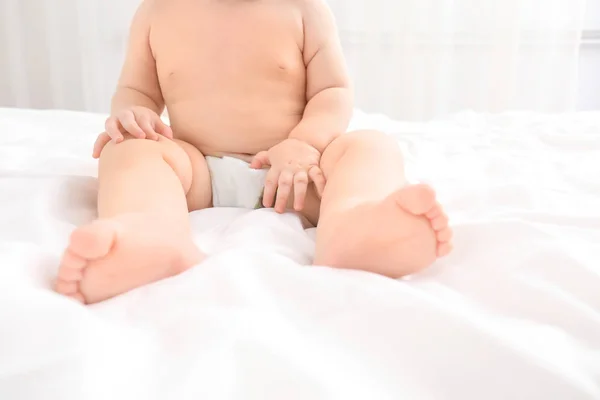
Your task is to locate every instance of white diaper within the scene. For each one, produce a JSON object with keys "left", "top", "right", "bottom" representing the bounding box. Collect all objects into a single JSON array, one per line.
[{"left": 205, "top": 156, "right": 268, "bottom": 209}]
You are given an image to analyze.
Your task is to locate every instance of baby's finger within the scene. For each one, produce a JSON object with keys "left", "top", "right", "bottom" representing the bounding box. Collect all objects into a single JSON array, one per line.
[
  {"left": 262, "top": 168, "right": 279, "bottom": 208},
  {"left": 92, "top": 132, "right": 112, "bottom": 159},
  {"left": 275, "top": 169, "right": 294, "bottom": 213},
  {"left": 138, "top": 115, "right": 159, "bottom": 140},
  {"left": 251, "top": 151, "right": 270, "bottom": 170},
  {"left": 154, "top": 118, "right": 174, "bottom": 139},
  {"left": 120, "top": 111, "right": 145, "bottom": 139},
  {"left": 293, "top": 170, "right": 309, "bottom": 211},
  {"left": 104, "top": 117, "right": 124, "bottom": 143},
  {"left": 309, "top": 166, "right": 326, "bottom": 198}
]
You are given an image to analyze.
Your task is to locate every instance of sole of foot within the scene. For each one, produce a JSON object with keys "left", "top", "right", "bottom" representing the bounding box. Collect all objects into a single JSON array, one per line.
[
  {"left": 54, "top": 213, "right": 203, "bottom": 304},
  {"left": 315, "top": 184, "right": 453, "bottom": 278}
]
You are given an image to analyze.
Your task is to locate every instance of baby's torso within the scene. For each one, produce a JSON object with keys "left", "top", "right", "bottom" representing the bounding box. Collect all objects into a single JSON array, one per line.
[{"left": 149, "top": 0, "right": 307, "bottom": 156}]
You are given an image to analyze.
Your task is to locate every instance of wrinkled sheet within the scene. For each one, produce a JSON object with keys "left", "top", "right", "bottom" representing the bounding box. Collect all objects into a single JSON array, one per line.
[{"left": 0, "top": 107, "right": 599, "bottom": 400}]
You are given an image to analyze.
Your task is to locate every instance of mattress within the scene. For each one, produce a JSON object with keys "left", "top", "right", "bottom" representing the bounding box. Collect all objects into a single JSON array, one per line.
[{"left": 0, "top": 107, "right": 599, "bottom": 399}]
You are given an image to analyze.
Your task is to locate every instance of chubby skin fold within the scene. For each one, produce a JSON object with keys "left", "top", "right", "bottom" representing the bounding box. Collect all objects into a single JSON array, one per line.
[{"left": 55, "top": 0, "right": 453, "bottom": 304}]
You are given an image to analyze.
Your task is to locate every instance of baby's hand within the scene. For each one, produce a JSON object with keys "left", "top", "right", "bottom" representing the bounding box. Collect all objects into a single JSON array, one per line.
[
  {"left": 92, "top": 106, "right": 173, "bottom": 158},
  {"left": 106, "top": 106, "right": 172, "bottom": 142},
  {"left": 250, "top": 138, "right": 326, "bottom": 213}
]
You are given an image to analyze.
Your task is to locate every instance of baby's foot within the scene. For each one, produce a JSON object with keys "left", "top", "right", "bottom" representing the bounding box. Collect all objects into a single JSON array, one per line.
[
  {"left": 395, "top": 184, "right": 453, "bottom": 258},
  {"left": 54, "top": 213, "right": 203, "bottom": 304},
  {"left": 316, "top": 184, "right": 452, "bottom": 277}
]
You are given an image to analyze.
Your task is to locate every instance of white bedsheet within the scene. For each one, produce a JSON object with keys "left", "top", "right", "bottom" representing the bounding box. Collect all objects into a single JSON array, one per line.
[{"left": 0, "top": 108, "right": 599, "bottom": 400}]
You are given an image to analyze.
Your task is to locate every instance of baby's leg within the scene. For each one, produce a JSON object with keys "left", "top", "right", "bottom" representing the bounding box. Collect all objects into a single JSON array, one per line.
[
  {"left": 311, "top": 130, "right": 453, "bottom": 278},
  {"left": 54, "top": 136, "right": 211, "bottom": 304}
]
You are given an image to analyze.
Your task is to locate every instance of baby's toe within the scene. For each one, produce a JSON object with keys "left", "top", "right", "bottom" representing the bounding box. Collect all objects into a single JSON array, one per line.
[
  {"left": 58, "top": 250, "right": 86, "bottom": 282},
  {"left": 437, "top": 242, "right": 453, "bottom": 257},
  {"left": 60, "top": 250, "right": 86, "bottom": 270},
  {"left": 68, "top": 293, "right": 86, "bottom": 303},
  {"left": 436, "top": 227, "right": 453, "bottom": 243},
  {"left": 55, "top": 279, "right": 79, "bottom": 295},
  {"left": 430, "top": 212, "right": 449, "bottom": 231},
  {"left": 69, "top": 221, "right": 118, "bottom": 260},
  {"left": 393, "top": 184, "right": 437, "bottom": 215},
  {"left": 57, "top": 267, "right": 84, "bottom": 281},
  {"left": 58, "top": 251, "right": 86, "bottom": 281},
  {"left": 426, "top": 202, "right": 444, "bottom": 219}
]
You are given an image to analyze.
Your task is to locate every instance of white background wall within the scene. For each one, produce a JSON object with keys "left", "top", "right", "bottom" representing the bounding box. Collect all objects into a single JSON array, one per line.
[
  {"left": 579, "top": 0, "right": 600, "bottom": 110},
  {"left": 0, "top": 0, "right": 598, "bottom": 116}
]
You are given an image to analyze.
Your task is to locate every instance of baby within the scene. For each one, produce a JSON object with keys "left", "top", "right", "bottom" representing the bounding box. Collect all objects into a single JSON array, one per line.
[{"left": 54, "top": 0, "right": 453, "bottom": 304}]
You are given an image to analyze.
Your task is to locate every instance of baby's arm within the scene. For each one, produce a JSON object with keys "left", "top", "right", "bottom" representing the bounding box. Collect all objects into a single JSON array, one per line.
[
  {"left": 289, "top": 0, "right": 353, "bottom": 153},
  {"left": 92, "top": 0, "right": 171, "bottom": 156},
  {"left": 111, "top": 0, "right": 164, "bottom": 115}
]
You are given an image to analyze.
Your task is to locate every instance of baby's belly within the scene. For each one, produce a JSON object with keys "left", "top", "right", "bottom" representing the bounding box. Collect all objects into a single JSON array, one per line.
[
  {"left": 150, "top": 0, "right": 307, "bottom": 156},
  {"left": 166, "top": 95, "right": 304, "bottom": 157}
]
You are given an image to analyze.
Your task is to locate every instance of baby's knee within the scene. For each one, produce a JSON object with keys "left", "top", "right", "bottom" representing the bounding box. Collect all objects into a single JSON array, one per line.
[
  {"left": 322, "top": 130, "right": 401, "bottom": 169},
  {"left": 342, "top": 130, "right": 398, "bottom": 149},
  {"left": 327, "top": 130, "right": 397, "bottom": 155},
  {"left": 100, "top": 137, "right": 193, "bottom": 189},
  {"left": 100, "top": 136, "right": 162, "bottom": 165}
]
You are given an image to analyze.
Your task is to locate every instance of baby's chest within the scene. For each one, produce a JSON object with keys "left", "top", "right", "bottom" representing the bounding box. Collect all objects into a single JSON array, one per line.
[{"left": 151, "top": 2, "right": 305, "bottom": 81}]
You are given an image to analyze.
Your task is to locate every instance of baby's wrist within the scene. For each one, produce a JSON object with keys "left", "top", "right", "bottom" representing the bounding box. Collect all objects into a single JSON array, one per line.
[
  {"left": 288, "top": 120, "right": 339, "bottom": 154},
  {"left": 287, "top": 133, "right": 320, "bottom": 153},
  {"left": 288, "top": 130, "right": 337, "bottom": 155}
]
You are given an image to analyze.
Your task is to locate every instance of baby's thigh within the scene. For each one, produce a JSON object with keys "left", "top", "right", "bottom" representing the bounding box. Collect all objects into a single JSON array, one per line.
[
  {"left": 169, "top": 138, "right": 213, "bottom": 212},
  {"left": 292, "top": 184, "right": 321, "bottom": 228},
  {"left": 98, "top": 134, "right": 211, "bottom": 211}
]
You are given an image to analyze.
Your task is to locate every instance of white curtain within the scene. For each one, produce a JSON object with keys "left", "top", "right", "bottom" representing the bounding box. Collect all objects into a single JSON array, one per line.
[
  {"left": 0, "top": 0, "right": 138, "bottom": 113},
  {"left": 0, "top": 0, "right": 588, "bottom": 121},
  {"left": 331, "top": 0, "right": 587, "bottom": 119}
]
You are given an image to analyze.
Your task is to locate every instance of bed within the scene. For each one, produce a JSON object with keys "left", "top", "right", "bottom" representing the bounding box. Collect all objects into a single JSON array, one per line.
[{"left": 0, "top": 107, "right": 599, "bottom": 399}]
